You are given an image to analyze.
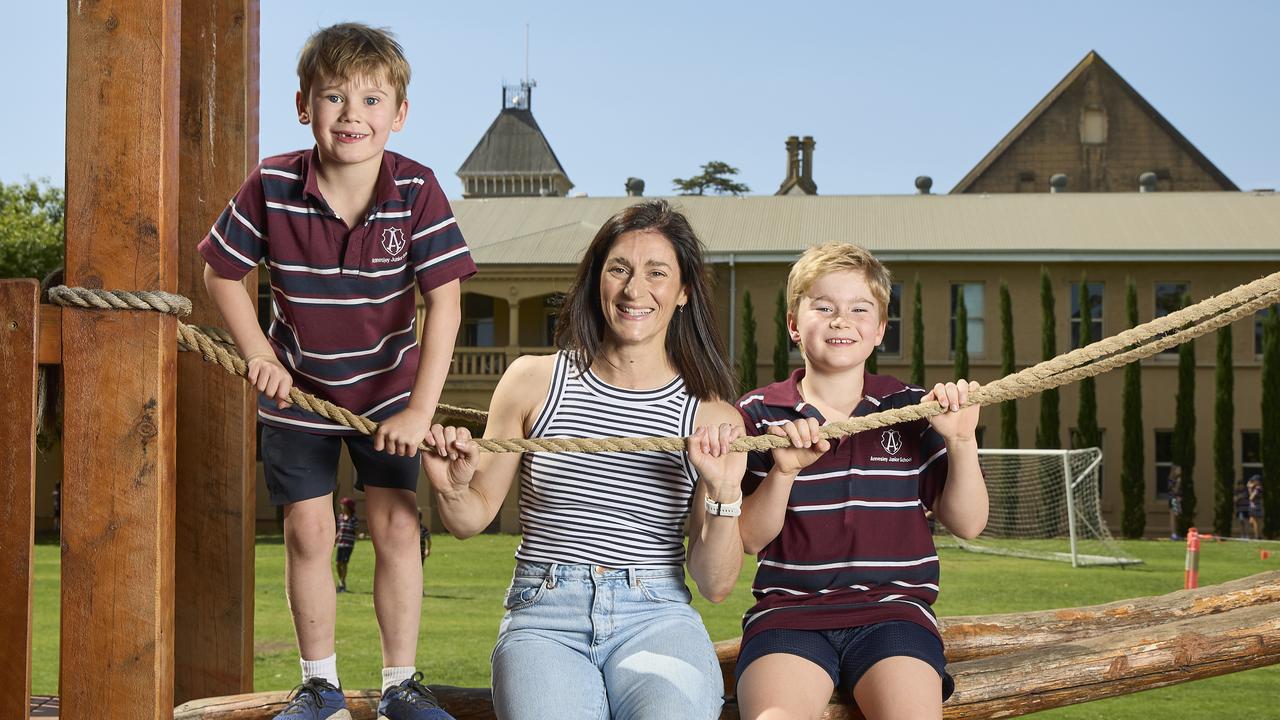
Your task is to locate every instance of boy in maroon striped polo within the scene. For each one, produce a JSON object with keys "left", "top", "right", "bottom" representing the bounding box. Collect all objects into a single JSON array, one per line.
[
  {"left": 199, "top": 23, "right": 471, "bottom": 720},
  {"left": 734, "top": 243, "right": 987, "bottom": 720}
]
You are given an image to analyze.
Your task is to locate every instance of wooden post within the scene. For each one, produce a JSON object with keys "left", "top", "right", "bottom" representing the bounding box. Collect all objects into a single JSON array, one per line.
[
  {"left": 61, "top": 3, "right": 180, "bottom": 719},
  {"left": 0, "top": 279, "right": 39, "bottom": 720},
  {"left": 174, "top": 0, "right": 260, "bottom": 704}
]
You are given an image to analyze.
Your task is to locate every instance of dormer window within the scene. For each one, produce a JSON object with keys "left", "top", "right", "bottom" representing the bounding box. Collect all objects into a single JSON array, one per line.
[{"left": 1080, "top": 108, "right": 1107, "bottom": 145}]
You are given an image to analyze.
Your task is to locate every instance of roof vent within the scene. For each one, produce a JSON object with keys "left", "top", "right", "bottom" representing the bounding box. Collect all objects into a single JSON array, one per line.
[
  {"left": 915, "top": 176, "right": 933, "bottom": 195},
  {"left": 1049, "top": 174, "right": 1068, "bottom": 193},
  {"left": 625, "top": 177, "right": 645, "bottom": 197},
  {"left": 1138, "top": 172, "right": 1158, "bottom": 193}
]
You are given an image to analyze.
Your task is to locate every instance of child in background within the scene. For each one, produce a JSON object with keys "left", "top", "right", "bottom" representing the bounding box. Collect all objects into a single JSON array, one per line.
[
  {"left": 335, "top": 497, "right": 359, "bottom": 592},
  {"left": 734, "top": 243, "right": 987, "bottom": 720},
  {"left": 1248, "top": 474, "right": 1264, "bottom": 540}
]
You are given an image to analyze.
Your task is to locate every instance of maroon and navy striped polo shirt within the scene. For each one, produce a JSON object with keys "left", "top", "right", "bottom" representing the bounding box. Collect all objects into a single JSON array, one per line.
[
  {"left": 198, "top": 148, "right": 476, "bottom": 434},
  {"left": 737, "top": 368, "right": 950, "bottom": 644}
]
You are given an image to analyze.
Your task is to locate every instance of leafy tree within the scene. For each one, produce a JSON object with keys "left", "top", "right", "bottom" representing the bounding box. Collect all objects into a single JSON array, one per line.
[
  {"left": 1074, "top": 275, "right": 1099, "bottom": 452},
  {"left": 1173, "top": 293, "right": 1197, "bottom": 536},
  {"left": 0, "top": 178, "right": 65, "bottom": 280},
  {"left": 999, "top": 281, "right": 1018, "bottom": 449},
  {"left": 773, "top": 287, "right": 790, "bottom": 382},
  {"left": 1036, "top": 267, "right": 1060, "bottom": 449},
  {"left": 1213, "top": 324, "right": 1234, "bottom": 536},
  {"left": 739, "top": 290, "right": 758, "bottom": 396},
  {"left": 910, "top": 276, "right": 924, "bottom": 386},
  {"left": 1263, "top": 308, "right": 1280, "bottom": 538},
  {"left": 953, "top": 286, "right": 969, "bottom": 380},
  {"left": 1120, "top": 278, "right": 1146, "bottom": 538},
  {"left": 672, "top": 161, "right": 750, "bottom": 196}
]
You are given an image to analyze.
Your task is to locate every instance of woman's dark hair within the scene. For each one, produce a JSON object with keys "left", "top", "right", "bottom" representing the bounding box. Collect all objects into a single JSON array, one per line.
[{"left": 554, "top": 200, "right": 736, "bottom": 401}]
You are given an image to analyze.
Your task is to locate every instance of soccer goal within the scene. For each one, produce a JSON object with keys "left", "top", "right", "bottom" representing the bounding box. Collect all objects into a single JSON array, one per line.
[{"left": 935, "top": 448, "right": 1142, "bottom": 567}]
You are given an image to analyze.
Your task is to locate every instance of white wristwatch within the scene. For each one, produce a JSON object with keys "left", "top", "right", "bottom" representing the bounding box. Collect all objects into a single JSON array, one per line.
[{"left": 704, "top": 493, "right": 743, "bottom": 517}]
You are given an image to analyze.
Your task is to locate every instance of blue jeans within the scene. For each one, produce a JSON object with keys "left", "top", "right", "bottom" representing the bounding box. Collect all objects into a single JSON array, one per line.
[{"left": 491, "top": 561, "right": 724, "bottom": 720}]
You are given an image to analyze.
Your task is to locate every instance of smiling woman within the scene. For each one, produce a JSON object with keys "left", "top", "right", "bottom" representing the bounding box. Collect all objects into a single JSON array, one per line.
[{"left": 420, "top": 199, "right": 748, "bottom": 719}]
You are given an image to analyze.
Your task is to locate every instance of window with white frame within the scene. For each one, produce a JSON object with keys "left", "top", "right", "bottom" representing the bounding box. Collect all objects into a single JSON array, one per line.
[
  {"left": 949, "top": 283, "right": 985, "bottom": 356},
  {"left": 1242, "top": 430, "right": 1262, "bottom": 481},
  {"left": 1070, "top": 282, "right": 1104, "bottom": 348},
  {"left": 1255, "top": 305, "right": 1280, "bottom": 357},
  {"left": 1154, "top": 282, "right": 1189, "bottom": 356},
  {"left": 1155, "top": 430, "right": 1175, "bottom": 498},
  {"left": 878, "top": 283, "right": 902, "bottom": 356}
]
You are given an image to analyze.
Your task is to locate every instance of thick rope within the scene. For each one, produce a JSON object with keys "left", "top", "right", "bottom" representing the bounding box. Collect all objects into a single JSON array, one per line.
[
  {"left": 48, "top": 270, "right": 1280, "bottom": 454},
  {"left": 47, "top": 285, "right": 489, "bottom": 424}
]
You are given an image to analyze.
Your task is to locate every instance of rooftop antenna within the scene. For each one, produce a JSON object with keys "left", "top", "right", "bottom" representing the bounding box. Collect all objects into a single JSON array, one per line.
[{"left": 503, "top": 24, "right": 537, "bottom": 111}]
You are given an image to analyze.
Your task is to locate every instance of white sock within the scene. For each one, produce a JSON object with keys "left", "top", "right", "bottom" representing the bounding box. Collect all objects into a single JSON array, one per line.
[
  {"left": 382, "top": 665, "right": 416, "bottom": 692},
  {"left": 301, "top": 654, "right": 340, "bottom": 688}
]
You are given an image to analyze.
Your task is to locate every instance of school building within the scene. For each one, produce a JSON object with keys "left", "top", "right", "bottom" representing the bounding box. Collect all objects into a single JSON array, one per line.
[
  {"left": 422, "top": 50, "right": 1277, "bottom": 537},
  {"left": 28, "top": 54, "right": 1275, "bottom": 540}
]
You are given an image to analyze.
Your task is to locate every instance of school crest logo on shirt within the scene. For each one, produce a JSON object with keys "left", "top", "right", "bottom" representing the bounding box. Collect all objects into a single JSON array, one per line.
[
  {"left": 880, "top": 428, "right": 903, "bottom": 456},
  {"left": 381, "top": 227, "right": 406, "bottom": 256}
]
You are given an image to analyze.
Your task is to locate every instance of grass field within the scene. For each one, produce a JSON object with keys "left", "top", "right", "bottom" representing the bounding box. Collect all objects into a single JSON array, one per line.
[{"left": 31, "top": 535, "right": 1280, "bottom": 718}]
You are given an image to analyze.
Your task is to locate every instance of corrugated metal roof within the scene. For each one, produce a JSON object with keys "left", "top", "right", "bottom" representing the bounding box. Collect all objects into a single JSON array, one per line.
[{"left": 453, "top": 192, "right": 1280, "bottom": 264}]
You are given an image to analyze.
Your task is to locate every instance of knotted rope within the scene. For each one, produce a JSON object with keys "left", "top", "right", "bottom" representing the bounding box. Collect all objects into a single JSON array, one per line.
[{"left": 48, "top": 268, "right": 1280, "bottom": 455}]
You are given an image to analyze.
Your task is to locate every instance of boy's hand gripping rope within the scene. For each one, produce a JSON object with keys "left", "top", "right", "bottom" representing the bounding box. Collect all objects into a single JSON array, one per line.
[{"left": 47, "top": 268, "right": 1280, "bottom": 455}]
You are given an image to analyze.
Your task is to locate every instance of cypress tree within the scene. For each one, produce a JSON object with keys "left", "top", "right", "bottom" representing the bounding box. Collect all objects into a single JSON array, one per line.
[
  {"left": 1000, "top": 281, "right": 1018, "bottom": 449},
  {"left": 953, "top": 285, "right": 969, "bottom": 380},
  {"left": 773, "top": 287, "right": 790, "bottom": 382},
  {"left": 911, "top": 276, "right": 924, "bottom": 387},
  {"left": 1213, "top": 323, "right": 1234, "bottom": 536},
  {"left": 1036, "top": 267, "right": 1060, "bottom": 449},
  {"left": 1075, "top": 276, "right": 1100, "bottom": 452},
  {"left": 1120, "top": 278, "right": 1146, "bottom": 538},
  {"left": 1173, "top": 293, "right": 1197, "bottom": 536},
  {"left": 739, "top": 289, "right": 758, "bottom": 396},
  {"left": 1262, "top": 308, "right": 1280, "bottom": 538}
]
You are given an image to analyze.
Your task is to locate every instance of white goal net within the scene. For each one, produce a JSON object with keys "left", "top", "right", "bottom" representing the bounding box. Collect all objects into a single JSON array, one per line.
[{"left": 935, "top": 448, "right": 1141, "bottom": 567}]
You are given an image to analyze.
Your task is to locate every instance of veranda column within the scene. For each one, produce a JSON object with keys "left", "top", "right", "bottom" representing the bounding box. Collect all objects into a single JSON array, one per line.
[
  {"left": 61, "top": 2, "right": 180, "bottom": 719},
  {"left": 174, "top": 0, "right": 260, "bottom": 704}
]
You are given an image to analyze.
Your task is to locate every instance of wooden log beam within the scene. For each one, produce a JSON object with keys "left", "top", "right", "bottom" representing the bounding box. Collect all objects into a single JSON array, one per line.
[
  {"left": 61, "top": 2, "right": 180, "bottom": 719},
  {"left": 175, "top": 573, "right": 1280, "bottom": 717},
  {"left": 714, "top": 570, "right": 1280, "bottom": 688},
  {"left": 940, "top": 601, "right": 1280, "bottom": 719},
  {"left": 173, "top": 589, "right": 1280, "bottom": 720},
  {"left": 174, "top": 0, "right": 260, "bottom": 704},
  {"left": 175, "top": 687, "right": 495, "bottom": 720},
  {"left": 0, "top": 279, "right": 39, "bottom": 720},
  {"left": 938, "top": 569, "right": 1280, "bottom": 662}
]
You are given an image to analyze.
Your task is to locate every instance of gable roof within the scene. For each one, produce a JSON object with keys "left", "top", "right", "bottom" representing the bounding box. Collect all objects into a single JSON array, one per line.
[
  {"left": 457, "top": 107, "right": 571, "bottom": 180},
  {"left": 951, "top": 51, "right": 1238, "bottom": 193}
]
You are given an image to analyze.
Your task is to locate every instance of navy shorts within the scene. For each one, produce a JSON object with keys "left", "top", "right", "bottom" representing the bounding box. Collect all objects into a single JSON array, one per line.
[
  {"left": 335, "top": 545, "right": 354, "bottom": 564},
  {"left": 261, "top": 425, "right": 420, "bottom": 506},
  {"left": 736, "top": 621, "right": 954, "bottom": 701}
]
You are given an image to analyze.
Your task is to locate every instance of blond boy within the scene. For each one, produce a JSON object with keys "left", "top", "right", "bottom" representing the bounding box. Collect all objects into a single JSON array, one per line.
[{"left": 734, "top": 243, "right": 987, "bottom": 720}]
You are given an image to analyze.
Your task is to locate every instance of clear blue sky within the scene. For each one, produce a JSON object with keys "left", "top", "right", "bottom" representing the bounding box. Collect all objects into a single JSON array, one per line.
[{"left": 5, "top": 1, "right": 1278, "bottom": 198}]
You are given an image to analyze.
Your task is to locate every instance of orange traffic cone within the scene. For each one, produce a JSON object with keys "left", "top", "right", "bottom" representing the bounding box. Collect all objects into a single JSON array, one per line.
[{"left": 1262, "top": 549, "right": 1272, "bottom": 561}]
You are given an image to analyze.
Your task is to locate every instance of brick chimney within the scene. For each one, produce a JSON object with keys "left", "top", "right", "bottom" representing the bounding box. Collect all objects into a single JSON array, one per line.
[
  {"left": 800, "top": 136, "right": 816, "bottom": 191},
  {"left": 777, "top": 135, "right": 818, "bottom": 195},
  {"left": 785, "top": 136, "right": 800, "bottom": 183}
]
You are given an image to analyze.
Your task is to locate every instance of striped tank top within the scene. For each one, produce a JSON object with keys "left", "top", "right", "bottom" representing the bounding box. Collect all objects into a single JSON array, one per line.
[{"left": 515, "top": 351, "right": 701, "bottom": 567}]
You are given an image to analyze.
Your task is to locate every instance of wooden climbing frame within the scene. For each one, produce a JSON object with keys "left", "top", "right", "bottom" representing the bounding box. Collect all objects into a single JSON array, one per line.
[{"left": 0, "top": 2, "right": 261, "bottom": 719}]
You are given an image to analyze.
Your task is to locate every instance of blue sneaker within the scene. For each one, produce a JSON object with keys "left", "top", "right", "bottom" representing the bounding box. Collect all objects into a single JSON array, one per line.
[
  {"left": 377, "top": 672, "right": 454, "bottom": 720},
  {"left": 273, "top": 677, "right": 350, "bottom": 720}
]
